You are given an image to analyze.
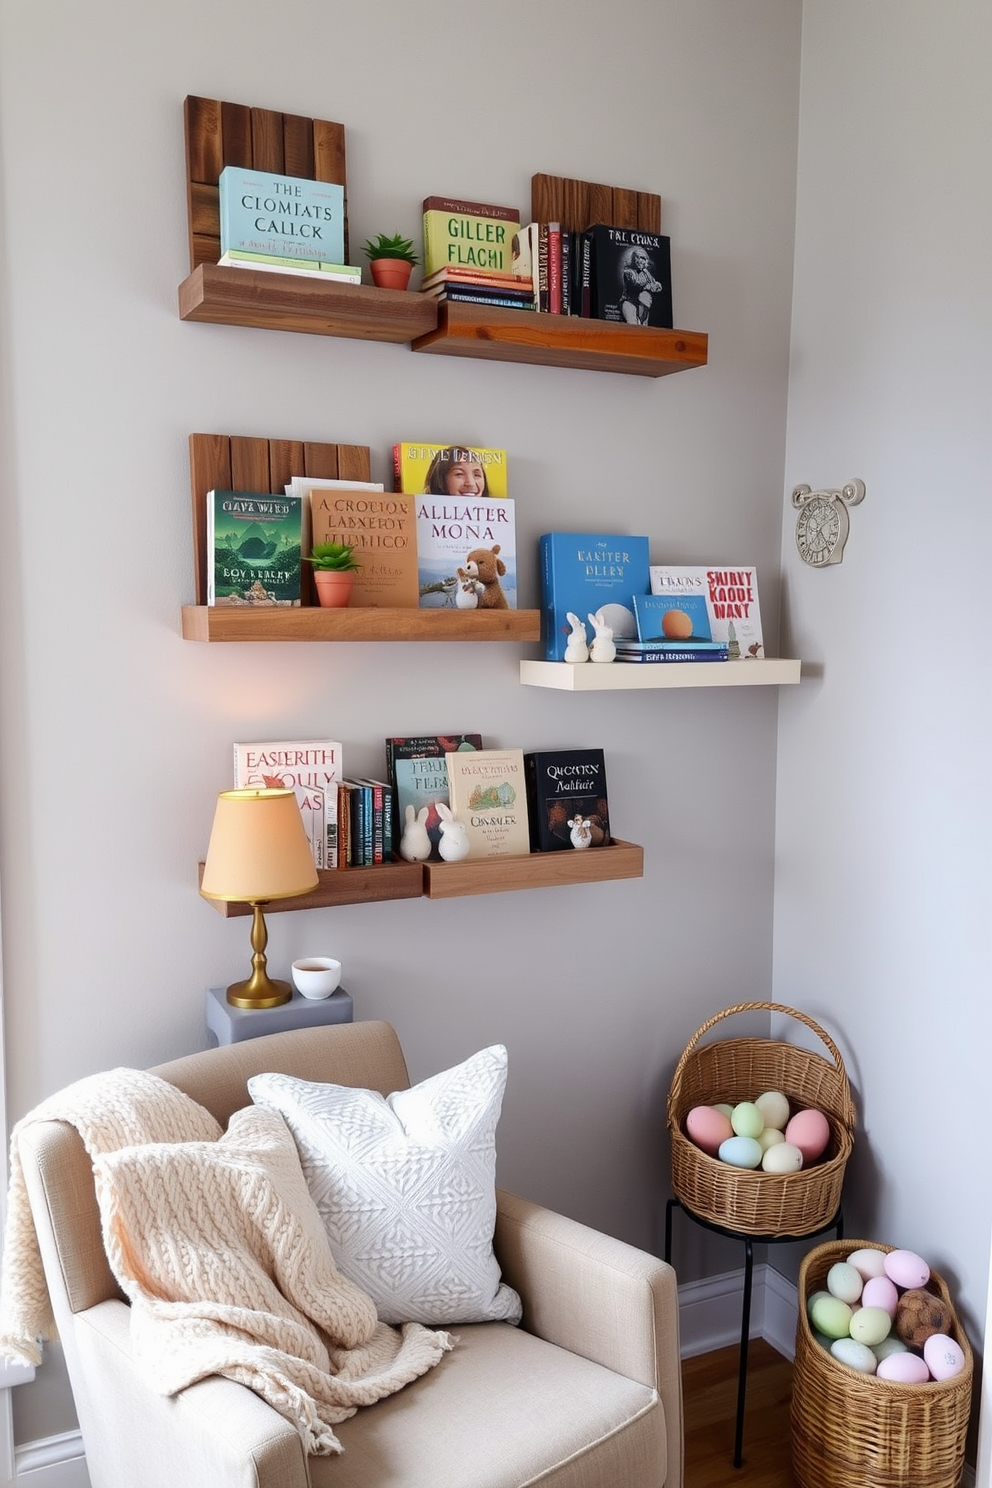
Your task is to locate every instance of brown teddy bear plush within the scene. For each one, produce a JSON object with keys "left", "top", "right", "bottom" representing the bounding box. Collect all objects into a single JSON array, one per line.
[{"left": 457, "top": 545, "right": 508, "bottom": 609}]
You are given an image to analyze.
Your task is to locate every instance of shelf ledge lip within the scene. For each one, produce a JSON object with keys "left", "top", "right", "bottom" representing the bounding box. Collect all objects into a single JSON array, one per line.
[
  {"left": 519, "top": 658, "right": 802, "bottom": 690},
  {"left": 181, "top": 605, "right": 541, "bottom": 643}
]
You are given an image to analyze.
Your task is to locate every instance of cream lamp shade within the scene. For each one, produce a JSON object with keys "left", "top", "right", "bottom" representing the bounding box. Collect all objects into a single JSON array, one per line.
[{"left": 200, "top": 788, "right": 319, "bottom": 1009}]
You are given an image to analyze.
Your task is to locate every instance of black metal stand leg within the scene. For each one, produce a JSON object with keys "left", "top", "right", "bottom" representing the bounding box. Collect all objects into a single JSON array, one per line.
[
  {"left": 733, "top": 1237, "right": 754, "bottom": 1469},
  {"left": 664, "top": 1198, "right": 677, "bottom": 1264}
]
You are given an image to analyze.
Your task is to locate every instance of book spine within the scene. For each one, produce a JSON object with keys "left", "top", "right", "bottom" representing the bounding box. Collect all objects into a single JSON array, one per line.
[
  {"left": 363, "top": 779, "right": 385, "bottom": 864},
  {"left": 547, "top": 223, "right": 561, "bottom": 314},
  {"left": 437, "top": 291, "right": 536, "bottom": 310},
  {"left": 580, "top": 231, "right": 593, "bottom": 317},
  {"left": 422, "top": 195, "right": 519, "bottom": 220},
  {"left": 337, "top": 782, "right": 352, "bottom": 868},
  {"left": 392, "top": 443, "right": 402, "bottom": 493},
  {"left": 537, "top": 224, "right": 549, "bottom": 312},
  {"left": 615, "top": 648, "right": 729, "bottom": 663},
  {"left": 559, "top": 229, "right": 572, "bottom": 316}
]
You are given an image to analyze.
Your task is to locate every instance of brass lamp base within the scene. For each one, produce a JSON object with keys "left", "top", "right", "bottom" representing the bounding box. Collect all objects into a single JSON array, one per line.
[{"left": 225, "top": 901, "right": 293, "bottom": 1009}]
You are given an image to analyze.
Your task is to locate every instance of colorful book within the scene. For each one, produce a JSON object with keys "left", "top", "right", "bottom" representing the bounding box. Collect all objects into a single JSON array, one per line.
[
  {"left": 524, "top": 749, "right": 611, "bottom": 853},
  {"left": 355, "top": 778, "right": 393, "bottom": 864},
  {"left": 233, "top": 739, "right": 343, "bottom": 870},
  {"left": 632, "top": 592, "right": 713, "bottom": 644},
  {"left": 537, "top": 222, "right": 549, "bottom": 311},
  {"left": 393, "top": 443, "right": 509, "bottom": 498},
  {"left": 385, "top": 734, "right": 483, "bottom": 851},
  {"left": 416, "top": 495, "right": 516, "bottom": 609},
  {"left": 511, "top": 224, "right": 533, "bottom": 281},
  {"left": 444, "top": 748, "right": 530, "bottom": 859},
  {"left": 547, "top": 223, "right": 562, "bottom": 314},
  {"left": 206, "top": 489, "right": 302, "bottom": 607},
  {"left": 586, "top": 225, "right": 673, "bottom": 328},
  {"left": 218, "top": 166, "right": 345, "bottom": 265},
  {"left": 336, "top": 781, "right": 352, "bottom": 868},
  {"left": 421, "top": 279, "right": 534, "bottom": 301},
  {"left": 308, "top": 487, "right": 419, "bottom": 607},
  {"left": 427, "top": 290, "right": 536, "bottom": 311},
  {"left": 613, "top": 642, "right": 729, "bottom": 663},
  {"left": 217, "top": 249, "right": 360, "bottom": 282},
  {"left": 422, "top": 195, "right": 520, "bottom": 220},
  {"left": 420, "top": 265, "right": 532, "bottom": 291},
  {"left": 539, "top": 532, "right": 651, "bottom": 662},
  {"left": 422, "top": 205, "right": 521, "bottom": 277},
  {"left": 393, "top": 756, "right": 452, "bottom": 861},
  {"left": 649, "top": 566, "right": 764, "bottom": 659}
]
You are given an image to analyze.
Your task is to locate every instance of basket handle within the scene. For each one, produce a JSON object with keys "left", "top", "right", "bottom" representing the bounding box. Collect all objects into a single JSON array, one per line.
[{"left": 667, "top": 1001, "right": 856, "bottom": 1131}]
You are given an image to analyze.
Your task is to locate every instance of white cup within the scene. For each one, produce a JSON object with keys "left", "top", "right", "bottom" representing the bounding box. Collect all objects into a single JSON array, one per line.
[{"left": 291, "top": 957, "right": 342, "bottom": 1000}]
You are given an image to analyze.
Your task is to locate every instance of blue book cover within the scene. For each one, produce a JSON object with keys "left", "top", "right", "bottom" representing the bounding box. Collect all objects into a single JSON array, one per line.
[
  {"left": 540, "top": 533, "right": 650, "bottom": 662},
  {"left": 218, "top": 166, "right": 345, "bottom": 265},
  {"left": 633, "top": 592, "right": 713, "bottom": 643}
]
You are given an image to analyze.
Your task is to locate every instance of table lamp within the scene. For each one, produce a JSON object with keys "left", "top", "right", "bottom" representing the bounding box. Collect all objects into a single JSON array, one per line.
[{"left": 200, "top": 788, "right": 319, "bottom": 1008}]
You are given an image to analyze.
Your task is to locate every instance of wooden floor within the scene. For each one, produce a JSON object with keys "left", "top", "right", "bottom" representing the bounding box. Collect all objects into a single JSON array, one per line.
[{"left": 683, "top": 1339, "right": 799, "bottom": 1487}]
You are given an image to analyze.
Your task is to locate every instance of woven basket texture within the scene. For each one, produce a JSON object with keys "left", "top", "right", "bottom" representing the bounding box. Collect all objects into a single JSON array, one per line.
[
  {"left": 667, "top": 1002, "right": 856, "bottom": 1238},
  {"left": 791, "top": 1239, "right": 973, "bottom": 1488}
]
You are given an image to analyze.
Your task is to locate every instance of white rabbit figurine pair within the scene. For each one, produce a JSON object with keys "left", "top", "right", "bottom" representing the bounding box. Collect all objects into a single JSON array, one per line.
[
  {"left": 398, "top": 802, "right": 471, "bottom": 863},
  {"left": 564, "top": 612, "right": 589, "bottom": 663}
]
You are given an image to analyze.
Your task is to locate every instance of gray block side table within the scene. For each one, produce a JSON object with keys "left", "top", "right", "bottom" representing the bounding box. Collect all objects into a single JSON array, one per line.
[{"left": 206, "top": 985, "right": 354, "bottom": 1046}]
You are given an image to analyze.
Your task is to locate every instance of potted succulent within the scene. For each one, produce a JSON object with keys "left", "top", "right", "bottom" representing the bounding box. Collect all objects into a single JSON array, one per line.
[
  {"left": 362, "top": 232, "right": 419, "bottom": 291},
  {"left": 304, "top": 541, "right": 361, "bottom": 608}
]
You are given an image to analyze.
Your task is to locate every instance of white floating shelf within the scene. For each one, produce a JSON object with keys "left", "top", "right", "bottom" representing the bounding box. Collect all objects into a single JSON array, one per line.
[{"left": 519, "top": 659, "right": 802, "bottom": 691}]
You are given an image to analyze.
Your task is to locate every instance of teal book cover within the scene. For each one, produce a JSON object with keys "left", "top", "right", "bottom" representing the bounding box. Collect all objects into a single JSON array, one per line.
[
  {"left": 218, "top": 166, "right": 345, "bottom": 264},
  {"left": 394, "top": 755, "right": 452, "bottom": 860},
  {"left": 633, "top": 592, "right": 713, "bottom": 643},
  {"left": 206, "top": 490, "right": 302, "bottom": 606},
  {"left": 539, "top": 533, "right": 650, "bottom": 661}
]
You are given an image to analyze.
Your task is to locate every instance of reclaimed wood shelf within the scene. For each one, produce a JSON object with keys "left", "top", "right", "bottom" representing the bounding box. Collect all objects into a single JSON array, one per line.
[
  {"left": 199, "top": 860, "right": 424, "bottom": 916},
  {"left": 199, "top": 841, "right": 643, "bottom": 913},
  {"left": 179, "top": 264, "right": 438, "bottom": 343},
  {"left": 411, "top": 303, "right": 708, "bottom": 378},
  {"left": 182, "top": 605, "right": 541, "bottom": 642},
  {"left": 520, "top": 659, "right": 801, "bottom": 690},
  {"left": 422, "top": 839, "right": 644, "bottom": 899}
]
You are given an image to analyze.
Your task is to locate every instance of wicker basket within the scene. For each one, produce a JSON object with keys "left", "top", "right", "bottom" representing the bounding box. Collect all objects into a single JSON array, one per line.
[
  {"left": 667, "top": 1001, "right": 856, "bottom": 1237},
  {"left": 791, "top": 1239, "right": 974, "bottom": 1488}
]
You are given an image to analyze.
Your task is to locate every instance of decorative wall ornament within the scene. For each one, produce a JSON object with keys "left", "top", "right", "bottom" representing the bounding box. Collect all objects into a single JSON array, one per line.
[{"left": 791, "top": 479, "right": 866, "bottom": 567}]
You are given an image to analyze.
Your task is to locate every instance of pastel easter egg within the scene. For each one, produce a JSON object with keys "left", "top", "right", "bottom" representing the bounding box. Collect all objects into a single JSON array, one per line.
[
  {"left": 923, "top": 1333, "right": 966, "bottom": 1381},
  {"left": 758, "top": 1126, "right": 786, "bottom": 1152},
  {"left": 849, "top": 1306, "right": 893, "bottom": 1347},
  {"left": 873, "top": 1334, "right": 909, "bottom": 1362},
  {"left": 847, "top": 1247, "right": 888, "bottom": 1281},
  {"left": 784, "top": 1108, "right": 831, "bottom": 1164},
  {"left": 686, "top": 1105, "right": 734, "bottom": 1156},
  {"left": 809, "top": 1292, "right": 853, "bottom": 1340},
  {"left": 718, "top": 1135, "right": 763, "bottom": 1169},
  {"left": 862, "top": 1274, "right": 899, "bottom": 1317},
  {"left": 730, "top": 1102, "right": 764, "bottom": 1139},
  {"left": 754, "top": 1090, "right": 791, "bottom": 1131},
  {"left": 884, "top": 1249, "right": 930, "bottom": 1290},
  {"left": 715, "top": 1103, "right": 734, "bottom": 1120},
  {"left": 831, "top": 1337, "right": 878, "bottom": 1374},
  {"left": 761, "top": 1140, "right": 803, "bottom": 1174},
  {"left": 826, "top": 1262, "right": 864, "bottom": 1305},
  {"left": 877, "top": 1351, "right": 930, "bottom": 1384}
]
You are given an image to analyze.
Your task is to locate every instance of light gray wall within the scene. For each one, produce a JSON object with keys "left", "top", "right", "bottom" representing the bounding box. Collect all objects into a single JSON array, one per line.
[
  {"left": 0, "top": 0, "right": 802, "bottom": 1448},
  {"left": 774, "top": 0, "right": 992, "bottom": 1414}
]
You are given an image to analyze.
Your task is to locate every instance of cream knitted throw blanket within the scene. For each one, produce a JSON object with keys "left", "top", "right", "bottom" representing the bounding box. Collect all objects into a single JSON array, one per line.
[{"left": 0, "top": 1068, "right": 451, "bottom": 1454}]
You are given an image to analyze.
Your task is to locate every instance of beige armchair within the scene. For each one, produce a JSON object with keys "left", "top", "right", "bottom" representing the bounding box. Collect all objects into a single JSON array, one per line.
[{"left": 17, "top": 1020, "right": 683, "bottom": 1488}]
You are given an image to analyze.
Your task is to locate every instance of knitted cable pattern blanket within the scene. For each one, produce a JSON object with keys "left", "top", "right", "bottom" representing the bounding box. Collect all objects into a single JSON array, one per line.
[{"left": 0, "top": 1068, "right": 452, "bottom": 1455}]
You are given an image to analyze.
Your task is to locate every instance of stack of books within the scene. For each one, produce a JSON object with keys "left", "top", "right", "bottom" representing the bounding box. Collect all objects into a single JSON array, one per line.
[
  {"left": 615, "top": 594, "right": 729, "bottom": 664},
  {"left": 421, "top": 195, "right": 534, "bottom": 310},
  {"left": 519, "top": 219, "right": 672, "bottom": 325},
  {"left": 217, "top": 165, "right": 360, "bottom": 284}
]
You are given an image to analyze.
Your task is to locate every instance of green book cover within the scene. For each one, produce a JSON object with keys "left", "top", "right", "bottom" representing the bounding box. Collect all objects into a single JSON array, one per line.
[
  {"left": 206, "top": 489, "right": 302, "bottom": 606},
  {"left": 423, "top": 209, "right": 521, "bottom": 277}
]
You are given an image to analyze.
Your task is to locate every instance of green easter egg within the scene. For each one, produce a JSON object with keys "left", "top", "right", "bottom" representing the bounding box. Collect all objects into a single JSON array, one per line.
[
  {"left": 810, "top": 1292, "right": 853, "bottom": 1341},
  {"left": 730, "top": 1102, "right": 764, "bottom": 1139}
]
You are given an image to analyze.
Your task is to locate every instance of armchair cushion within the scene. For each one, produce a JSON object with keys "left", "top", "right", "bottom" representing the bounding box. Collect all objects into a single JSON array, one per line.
[{"left": 249, "top": 1044, "right": 522, "bottom": 1327}]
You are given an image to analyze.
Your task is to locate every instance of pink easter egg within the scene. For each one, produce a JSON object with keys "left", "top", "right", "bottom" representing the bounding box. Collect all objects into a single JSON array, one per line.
[
  {"left": 883, "top": 1249, "right": 931, "bottom": 1290},
  {"left": 923, "top": 1333, "right": 966, "bottom": 1381},
  {"left": 877, "top": 1351, "right": 931, "bottom": 1384},
  {"left": 784, "top": 1108, "right": 831, "bottom": 1165},
  {"left": 686, "top": 1105, "right": 734, "bottom": 1157},
  {"left": 861, "top": 1274, "right": 899, "bottom": 1317}
]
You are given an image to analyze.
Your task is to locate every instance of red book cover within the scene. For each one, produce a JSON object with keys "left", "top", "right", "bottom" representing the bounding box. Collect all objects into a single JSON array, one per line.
[{"left": 547, "top": 222, "right": 562, "bottom": 314}]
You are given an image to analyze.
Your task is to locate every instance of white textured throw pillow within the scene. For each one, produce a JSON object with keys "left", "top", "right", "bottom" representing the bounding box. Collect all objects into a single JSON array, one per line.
[{"left": 248, "top": 1045, "right": 522, "bottom": 1327}]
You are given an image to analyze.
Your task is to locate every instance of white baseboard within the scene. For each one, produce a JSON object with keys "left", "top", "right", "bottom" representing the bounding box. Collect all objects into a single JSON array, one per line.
[{"left": 1, "top": 1267, "right": 976, "bottom": 1488}]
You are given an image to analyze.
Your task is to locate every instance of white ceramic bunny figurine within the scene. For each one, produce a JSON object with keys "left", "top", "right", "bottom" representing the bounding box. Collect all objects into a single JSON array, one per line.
[
  {"left": 399, "top": 804, "right": 432, "bottom": 862},
  {"left": 564, "top": 611, "right": 589, "bottom": 663},
  {"left": 587, "top": 609, "right": 616, "bottom": 663},
  {"left": 435, "top": 802, "right": 471, "bottom": 862},
  {"left": 455, "top": 575, "right": 481, "bottom": 609},
  {"left": 568, "top": 814, "right": 594, "bottom": 849}
]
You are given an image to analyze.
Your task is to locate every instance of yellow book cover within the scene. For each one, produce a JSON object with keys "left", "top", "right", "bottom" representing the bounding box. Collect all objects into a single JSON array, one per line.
[
  {"left": 423, "top": 209, "right": 521, "bottom": 277},
  {"left": 308, "top": 488, "right": 419, "bottom": 607},
  {"left": 445, "top": 748, "right": 530, "bottom": 858},
  {"left": 392, "top": 442, "right": 508, "bottom": 498}
]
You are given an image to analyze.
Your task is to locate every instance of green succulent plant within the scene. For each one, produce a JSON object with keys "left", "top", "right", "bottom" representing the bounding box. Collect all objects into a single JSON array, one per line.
[
  {"left": 361, "top": 232, "right": 419, "bottom": 265},
  {"left": 303, "top": 541, "right": 362, "bottom": 572}
]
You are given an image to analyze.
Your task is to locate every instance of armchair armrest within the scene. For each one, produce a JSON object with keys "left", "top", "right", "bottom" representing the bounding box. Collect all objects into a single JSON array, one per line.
[
  {"left": 73, "top": 1301, "right": 309, "bottom": 1488},
  {"left": 495, "top": 1189, "right": 683, "bottom": 1487}
]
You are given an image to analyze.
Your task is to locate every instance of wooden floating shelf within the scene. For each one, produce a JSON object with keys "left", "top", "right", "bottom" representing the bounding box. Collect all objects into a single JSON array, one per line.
[
  {"left": 411, "top": 302, "right": 709, "bottom": 378},
  {"left": 520, "top": 659, "right": 802, "bottom": 690},
  {"left": 199, "top": 861, "right": 424, "bottom": 916},
  {"left": 199, "top": 841, "right": 643, "bottom": 913},
  {"left": 179, "top": 264, "right": 438, "bottom": 343},
  {"left": 422, "top": 839, "right": 643, "bottom": 899},
  {"left": 181, "top": 606, "right": 542, "bottom": 643}
]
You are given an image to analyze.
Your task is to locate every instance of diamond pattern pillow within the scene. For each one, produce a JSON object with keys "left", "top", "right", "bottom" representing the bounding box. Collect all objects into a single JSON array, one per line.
[{"left": 248, "top": 1045, "right": 522, "bottom": 1327}]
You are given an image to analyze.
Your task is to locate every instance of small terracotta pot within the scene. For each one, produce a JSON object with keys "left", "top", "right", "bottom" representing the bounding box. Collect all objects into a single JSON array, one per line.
[
  {"left": 313, "top": 570, "right": 355, "bottom": 607},
  {"left": 369, "top": 258, "right": 414, "bottom": 291}
]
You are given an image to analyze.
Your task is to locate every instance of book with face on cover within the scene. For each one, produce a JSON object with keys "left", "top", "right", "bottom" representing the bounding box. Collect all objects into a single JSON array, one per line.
[
  {"left": 233, "top": 738, "right": 343, "bottom": 869},
  {"left": 444, "top": 748, "right": 530, "bottom": 859}
]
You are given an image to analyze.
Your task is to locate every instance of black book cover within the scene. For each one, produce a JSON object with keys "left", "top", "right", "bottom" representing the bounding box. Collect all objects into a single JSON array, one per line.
[
  {"left": 524, "top": 748, "right": 611, "bottom": 852},
  {"left": 588, "top": 225, "right": 673, "bottom": 328}
]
